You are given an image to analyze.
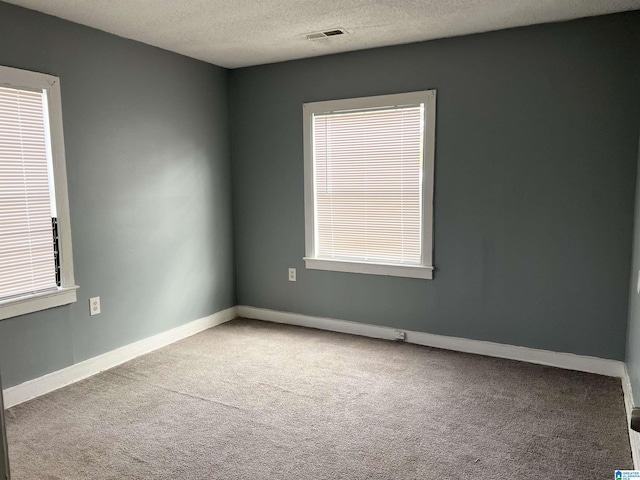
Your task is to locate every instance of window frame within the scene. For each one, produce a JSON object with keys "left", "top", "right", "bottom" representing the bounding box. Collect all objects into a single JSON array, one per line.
[
  {"left": 303, "top": 90, "right": 436, "bottom": 280},
  {"left": 0, "top": 65, "right": 78, "bottom": 320}
]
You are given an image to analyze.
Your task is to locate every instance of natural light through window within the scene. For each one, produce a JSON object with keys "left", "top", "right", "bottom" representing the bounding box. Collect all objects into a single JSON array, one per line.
[
  {"left": 303, "top": 91, "right": 436, "bottom": 279},
  {"left": 0, "top": 65, "right": 77, "bottom": 320},
  {"left": 0, "top": 86, "right": 59, "bottom": 299}
]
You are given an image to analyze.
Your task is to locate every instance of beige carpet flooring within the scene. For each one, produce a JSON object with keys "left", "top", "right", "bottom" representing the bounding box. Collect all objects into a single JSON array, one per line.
[{"left": 5, "top": 318, "right": 634, "bottom": 479}]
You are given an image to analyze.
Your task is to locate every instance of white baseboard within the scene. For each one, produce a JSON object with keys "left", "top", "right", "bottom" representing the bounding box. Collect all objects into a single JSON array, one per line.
[
  {"left": 237, "top": 306, "right": 625, "bottom": 378},
  {"left": 622, "top": 366, "right": 640, "bottom": 469},
  {"left": 3, "top": 306, "right": 237, "bottom": 409}
]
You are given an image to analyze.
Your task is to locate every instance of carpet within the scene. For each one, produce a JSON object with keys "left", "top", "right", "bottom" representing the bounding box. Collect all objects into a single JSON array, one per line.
[{"left": 5, "top": 318, "right": 633, "bottom": 479}]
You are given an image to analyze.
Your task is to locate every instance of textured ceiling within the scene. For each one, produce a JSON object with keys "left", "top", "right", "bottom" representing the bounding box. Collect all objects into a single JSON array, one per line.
[{"left": 5, "top": 0, "right": 640, "bottom": 68}]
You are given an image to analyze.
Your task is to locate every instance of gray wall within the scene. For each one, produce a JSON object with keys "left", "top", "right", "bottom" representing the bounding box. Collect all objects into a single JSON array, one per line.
[
  {"left": 1, "top": 3, "right": 638, "bottom": 392},
  {"left": 0, "top": 2, "right": 236, "bottom": 388},
  {"left": 627, "top": 132, "right": 640, "bottom": 404},
  {"left": 231, "top": 12, "right": 640, "bottom": 361}
]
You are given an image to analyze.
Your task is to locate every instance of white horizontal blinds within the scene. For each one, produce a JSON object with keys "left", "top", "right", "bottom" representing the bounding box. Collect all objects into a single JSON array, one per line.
[
  {"left": 0, "top": 85, "right": 58, "bottom": 300},
  {"left": 313, "top": 105, "right": 424, "bottom": 265}
]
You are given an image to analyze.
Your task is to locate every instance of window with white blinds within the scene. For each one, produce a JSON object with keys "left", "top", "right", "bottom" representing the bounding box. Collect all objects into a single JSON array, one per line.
[
  {"left": 303, "top": 91, "right": 436, "bottom": 279},
  {"left": 0, "top": 65, "right": 77, "bottom": 320},
  {"left": 0, "top": 86, "right": 58, "bottom": 300}
]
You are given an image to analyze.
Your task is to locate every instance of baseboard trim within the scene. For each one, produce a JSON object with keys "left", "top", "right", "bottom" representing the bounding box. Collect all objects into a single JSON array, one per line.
[
  {"left": 3, "top": 306, "right": 237, "bottom": 409},
  {"left": 622, "top": 366, "right": 640, "bottom": 469},
  {"left": 237, "top": 306, "right": 625, "bottom": 378}
]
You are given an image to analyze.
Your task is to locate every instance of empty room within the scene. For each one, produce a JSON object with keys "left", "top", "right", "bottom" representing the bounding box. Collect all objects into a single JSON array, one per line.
[{"left": 1, "top": 0, "right": 640, "bottom": 478}]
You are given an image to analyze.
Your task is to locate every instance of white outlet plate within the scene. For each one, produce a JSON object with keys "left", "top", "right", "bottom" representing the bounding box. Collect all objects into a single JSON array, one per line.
[
  {"left": 89, "top": 297, "right": 101, "bottom": 316},
  {"left": 394, "top": 330, "right": 406, "bottom": 341},
  {"left": 288, "top": 268, "right": 296, "bottom": 282}
]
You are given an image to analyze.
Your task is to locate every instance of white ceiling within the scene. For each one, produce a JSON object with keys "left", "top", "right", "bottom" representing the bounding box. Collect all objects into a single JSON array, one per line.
[{"left": 5, "top": 0, "right": 640, "bottom": 69}]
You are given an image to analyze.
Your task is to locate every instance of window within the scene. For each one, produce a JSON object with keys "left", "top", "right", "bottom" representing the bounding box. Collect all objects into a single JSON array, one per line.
[
  {"left": 303, "top": 90, "right": 436, "bottom": 279},
  {"left": 0, "top": 65, "right": 77, "bottom": 320}
]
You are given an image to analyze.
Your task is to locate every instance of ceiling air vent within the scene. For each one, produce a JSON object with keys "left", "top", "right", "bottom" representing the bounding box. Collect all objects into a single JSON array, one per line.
[{"left": 305, "top": 28, "right": 347, "bottom": 40}]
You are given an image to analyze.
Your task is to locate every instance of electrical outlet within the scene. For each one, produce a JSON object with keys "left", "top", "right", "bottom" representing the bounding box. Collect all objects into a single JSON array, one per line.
[
  {"left": 89, "top": 297, "right": 101, "bottom": 316},
  {"left": 288, "top": 268, "right": 296, "bottom": 282},
  {"left": 394, "top": 330, "right": 406, "bottom": 341}
]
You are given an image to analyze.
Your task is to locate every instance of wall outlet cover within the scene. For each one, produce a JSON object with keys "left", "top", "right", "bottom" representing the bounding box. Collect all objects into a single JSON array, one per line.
[{"left": 89, "top": 297, "right": 101, "bottom": 316}]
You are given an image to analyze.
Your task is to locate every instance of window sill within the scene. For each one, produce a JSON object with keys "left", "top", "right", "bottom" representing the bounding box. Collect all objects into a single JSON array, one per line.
[
  {"left": 304, "top": 257, "right": 434, "bottom": 279},
  {"left": 0, "top": 286, "right": 79, "bottom": 321}
]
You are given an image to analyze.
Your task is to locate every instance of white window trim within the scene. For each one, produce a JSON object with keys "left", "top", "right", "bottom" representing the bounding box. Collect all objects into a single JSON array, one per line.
[
  {"left": 0, "top": 65, "right": 78, "bottom": 320},
  {"left": 302, "top": 90, "right": 436, "bottom": 280}
]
